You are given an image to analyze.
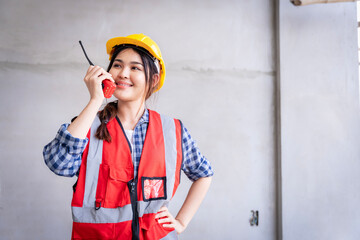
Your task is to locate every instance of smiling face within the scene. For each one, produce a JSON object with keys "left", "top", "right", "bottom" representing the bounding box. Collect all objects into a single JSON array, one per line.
[{"left": 109, "top": 48, "right": 148, "bottom": 103}]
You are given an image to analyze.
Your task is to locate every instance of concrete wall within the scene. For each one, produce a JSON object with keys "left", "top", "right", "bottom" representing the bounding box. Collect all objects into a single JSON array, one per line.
[
  {"left": 0, "top": 0, "right": 276, "bottom": 239},
  {"left": 1, "top": 0, "right": 360, "bottom": 239},
  {"left": 278, "top": 1, "right": 360, "bottom": 239}
]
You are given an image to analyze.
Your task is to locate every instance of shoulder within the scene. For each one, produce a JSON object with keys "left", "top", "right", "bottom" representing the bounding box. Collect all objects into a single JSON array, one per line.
[
  {"left": 147, "top": 109, "right": 184, "bottom": 133},
  {"left": 147, "top": 109, "right": 179, "bottom": 121},
  {"left": 148, "top": 109, "right": 181, "bottom": 122}
]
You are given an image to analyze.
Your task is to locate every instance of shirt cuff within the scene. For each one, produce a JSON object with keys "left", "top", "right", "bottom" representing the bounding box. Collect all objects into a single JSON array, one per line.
[
  {"left": 184, "top": 159, "right": 214, "bottom": 182},
  {"left": 55, "top": 123, "right": 89, "bottom": 155}
]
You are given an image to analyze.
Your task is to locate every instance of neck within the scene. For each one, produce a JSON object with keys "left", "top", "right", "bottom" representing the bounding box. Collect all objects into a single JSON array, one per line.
[{"left": 117, "top": 99, "right": 146, "bottom": 130}]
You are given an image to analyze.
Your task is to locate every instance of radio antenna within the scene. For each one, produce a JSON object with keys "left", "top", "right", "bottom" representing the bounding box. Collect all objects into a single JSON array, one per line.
[{"left": 79, "top": 40, "right": 94, "bottom": 66}]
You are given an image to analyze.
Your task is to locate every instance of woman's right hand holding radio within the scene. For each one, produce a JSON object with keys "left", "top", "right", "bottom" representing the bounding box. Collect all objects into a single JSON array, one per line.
[
  {"left": 67, "top": 66, "right": 115, "bottom": 139},
  {"left": 84, "top": 65, "right": 115, "bottom": 101}
]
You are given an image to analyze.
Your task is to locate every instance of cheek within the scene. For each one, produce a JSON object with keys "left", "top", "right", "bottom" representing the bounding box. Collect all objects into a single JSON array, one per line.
[
  {"left": 134, "top": 73, "right": 147, "bottom": 86},
  {"left": 108, "top": 69, "right": 115, "bottom": 77}
]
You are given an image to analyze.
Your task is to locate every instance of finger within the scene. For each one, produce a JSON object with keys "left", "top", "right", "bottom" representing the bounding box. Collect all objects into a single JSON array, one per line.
[
  {"left": 86, "top": 65, "right": 94, "bottom": 74},
  {"left": 108, "top": 76, "right": 115, "bottom": 83},
  {"left": 92, "top": 67, "right": 105, "bottom": 78},
  {"left": 162, "top": 223, "right": 175, "bottom": 229},
  {"left": 88, "top": 65, "right": 101, "bottom": 76},
  {"left": 96, "top": 67, "right": 109, "bottom": 76},
  {"left": 101, "top": 72, "right": 115, "bottom": 82},
  {"left": 96, "top": 75, "right": 108, "bottom": 83},
  {"left": 84, "top": 66, "right": 94, "bottom": 81},
  {"left": 155, "top": 206, "right": 174, "bottom": 220},
  {"left": 84, "top": 66, "right": 100, "bottom": 82},
  {"left": 88, "top": 68, "right": 106, "bottom": 85},
  {"left": 157, "top": 217, "right": 172, "bottom": 224},
  {"left": 105, "top": 72, "right": 115, "bottom": 81},
  {"left": 155, "top": 207, "right": 168, "bottom": 217},
  {"left": 155, "top": 211, "right": 169, "bottom": 219},
  {"left": 98, "top": 75, "right": 115, "bottom": 83},
  {"left": 158, "top": 206, "right": 168, "bottom": 212}
]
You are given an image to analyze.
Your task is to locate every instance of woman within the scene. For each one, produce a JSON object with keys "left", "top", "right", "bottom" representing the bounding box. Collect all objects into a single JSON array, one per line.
[{"left": 43, "top": 34, "right": 213, "bottom": 240}]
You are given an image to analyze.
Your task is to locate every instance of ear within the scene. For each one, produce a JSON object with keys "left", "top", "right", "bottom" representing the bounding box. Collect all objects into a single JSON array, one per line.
[{"left": 152, "top": 74, "right": 160, "bottom": 89}]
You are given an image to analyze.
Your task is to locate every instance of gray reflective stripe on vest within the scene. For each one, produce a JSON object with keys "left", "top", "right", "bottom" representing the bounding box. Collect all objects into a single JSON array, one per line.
[
  {"left": 138, "top": 200, "right": 169, "bottom": 217},
  {"left": 160, "top": 114, "right": 177, "bottom": 201},
  {"left": 72, "top": 204, "right": 133, "bottom": 223},
  {"left": 73, "top": 113, "right": 180, "bottom": 224},
  {"left": 82, "top": 116, "right": 102, "bottom": 208},
  {"left": 137, "top": 114, "right": 178, "bottom": 218},
  {"left": 160, "top": 230, "right": 178, "bottom": 240},
  {"left": 73, "top": 116, "right": 134, "bottom": 224}
]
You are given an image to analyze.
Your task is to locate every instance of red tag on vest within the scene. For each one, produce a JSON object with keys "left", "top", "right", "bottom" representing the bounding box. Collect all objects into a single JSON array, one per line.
[{"left": 143, "top": 177, "right": 166, "bottom": 200}]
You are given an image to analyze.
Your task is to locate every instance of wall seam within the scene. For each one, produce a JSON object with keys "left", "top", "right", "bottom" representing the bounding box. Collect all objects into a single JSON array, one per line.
[{"left": 274, "top": 0, "right": 283, "bottom": 239}]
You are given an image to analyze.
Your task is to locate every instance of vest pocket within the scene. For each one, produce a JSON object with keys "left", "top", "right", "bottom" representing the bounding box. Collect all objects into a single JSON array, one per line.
[
  {"left": 96, "top": 164, "right": 133, "bottom": 208},
  {"left": 140, "top": 214, "right": 177, "bottom": 240},
  {"left": 141, "top": 177, "right": 167, "bottom": 201},
  {"left": 72, "top": 222, "right": 115, "bottom": 240}
]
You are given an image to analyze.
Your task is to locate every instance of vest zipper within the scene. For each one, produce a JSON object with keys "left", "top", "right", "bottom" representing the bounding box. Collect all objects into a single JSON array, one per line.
[{"left": 128, "top": 179, "right": 139, "bottom": 240}]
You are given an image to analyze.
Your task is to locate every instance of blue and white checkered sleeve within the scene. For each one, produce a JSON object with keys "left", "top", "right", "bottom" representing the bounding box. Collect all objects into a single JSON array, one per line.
[
  {"left": 181, "top": 125, "right": 214, "bottom": 182},
  {"left": 43, "top": 123, "right": 89, "bottom": 177}
]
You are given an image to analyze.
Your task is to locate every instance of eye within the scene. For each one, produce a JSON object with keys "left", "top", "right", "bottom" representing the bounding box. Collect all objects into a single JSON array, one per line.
[
  {"left": 113, "top": 63, "right": 122, "bottom": 68},
  {"left": 132, "top": 66, "right": 142, "bottom": 71}
]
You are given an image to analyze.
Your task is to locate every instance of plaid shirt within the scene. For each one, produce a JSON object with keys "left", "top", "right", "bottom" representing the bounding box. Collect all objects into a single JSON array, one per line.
[{"left": 43, "top": 109, "right": 213, "bottom": 181}]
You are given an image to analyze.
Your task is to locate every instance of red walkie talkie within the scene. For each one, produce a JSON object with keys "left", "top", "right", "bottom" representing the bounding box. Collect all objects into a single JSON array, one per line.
[{"left": 79, "top": 41, "right": 116, "bottom": 98}]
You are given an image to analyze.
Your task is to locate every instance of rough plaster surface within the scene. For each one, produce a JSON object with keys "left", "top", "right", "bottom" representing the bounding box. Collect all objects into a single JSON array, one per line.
[
  {"left": 4, "top": 1, "right": 360, "bottom": 240},
  {"left": 279, "top": 1, "right": 360, "bottom": 240},
  {"left": 0, "top": 0, "right": 276, "bottom": 239}
]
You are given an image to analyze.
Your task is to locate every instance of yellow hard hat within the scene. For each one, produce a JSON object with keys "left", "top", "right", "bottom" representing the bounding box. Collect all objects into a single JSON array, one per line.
[{"left": 106, "top": 34, "right": 165, "bottom": 91}]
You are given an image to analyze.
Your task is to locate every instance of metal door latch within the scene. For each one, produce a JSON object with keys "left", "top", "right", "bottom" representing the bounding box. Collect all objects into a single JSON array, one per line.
[{"left": 250, "top": 210, "right": 259, "bottom": 226}]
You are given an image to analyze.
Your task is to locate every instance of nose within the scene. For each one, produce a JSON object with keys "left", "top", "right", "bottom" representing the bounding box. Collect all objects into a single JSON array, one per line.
[{"left": 118, "top": 66, "right": 130, "bottom": 79}]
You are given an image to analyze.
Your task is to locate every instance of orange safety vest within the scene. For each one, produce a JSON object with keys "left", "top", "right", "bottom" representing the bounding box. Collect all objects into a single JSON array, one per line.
[{"left": 71, "top": 110, "right": 183, "bottom": 240}]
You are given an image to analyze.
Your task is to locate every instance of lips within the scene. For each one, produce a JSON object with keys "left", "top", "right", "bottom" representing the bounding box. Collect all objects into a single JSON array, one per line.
[{"left": 115, "top": 81, "right": 133, "bottom": 88}]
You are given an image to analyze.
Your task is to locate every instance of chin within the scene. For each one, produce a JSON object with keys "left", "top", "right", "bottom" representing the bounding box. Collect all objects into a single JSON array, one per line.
[
  {"left": 113, "top": 94, "right": 129, "bottom": 102},
  {"left": 113, "top": 89, "right": 146, "bottom": 103},
  {"left": 112, "top": 92, "right": 134, "bottom": 103}
]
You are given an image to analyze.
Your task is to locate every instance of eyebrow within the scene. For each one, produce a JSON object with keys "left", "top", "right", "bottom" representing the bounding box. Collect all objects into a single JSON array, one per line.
[{"left": 114, "top": 59, "right": 143, "bottom": 66}]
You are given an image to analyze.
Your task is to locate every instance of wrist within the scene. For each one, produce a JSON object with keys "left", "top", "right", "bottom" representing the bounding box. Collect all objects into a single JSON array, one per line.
[
  {"left": 89, "top": 98, "right": 104, "bottom": 107},
  {"left": 175, "top": 218, "right": 187, "bottom": 233}
]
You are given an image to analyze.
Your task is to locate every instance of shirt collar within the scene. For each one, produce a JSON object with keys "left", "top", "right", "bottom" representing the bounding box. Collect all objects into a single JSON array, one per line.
[{"left": 136, "top": 108, "right": 149, "bottom": 126}]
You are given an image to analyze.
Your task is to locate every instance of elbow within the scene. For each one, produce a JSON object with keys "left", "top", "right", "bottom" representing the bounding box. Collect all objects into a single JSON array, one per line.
[
  {"left": 43, "top": 145, "right": 78, "bottom": 177},
  {"left": 52, "top": 168, "right": 77, "bottom": 178}
]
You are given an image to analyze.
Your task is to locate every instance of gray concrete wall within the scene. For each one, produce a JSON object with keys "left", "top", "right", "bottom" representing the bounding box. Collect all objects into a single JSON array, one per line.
[
  {"left": 2, "top": 0, "right": 360, "bottom": 239},
  {"left": 0, "top": 0, "right": 276, "bottom": 239},
  {"left": 279, "top": 1, "right": 360, "bottom": 239}
]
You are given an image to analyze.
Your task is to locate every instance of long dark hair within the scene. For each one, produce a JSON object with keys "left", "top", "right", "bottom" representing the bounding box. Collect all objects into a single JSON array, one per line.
[{"left": 95, "top": 45, "right": 159, "bottom": 142}]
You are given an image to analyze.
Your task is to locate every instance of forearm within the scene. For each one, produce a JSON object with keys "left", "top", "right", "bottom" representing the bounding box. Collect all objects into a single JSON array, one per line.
[
  {"left": 67, "top": 99, "right": 103, "bottom": 139},
  {"left": 43, "top": 124, "right": 88, "bottom": 177},
  {"left": 175, "top": 176, "right": 212, "bottom": 229}
]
